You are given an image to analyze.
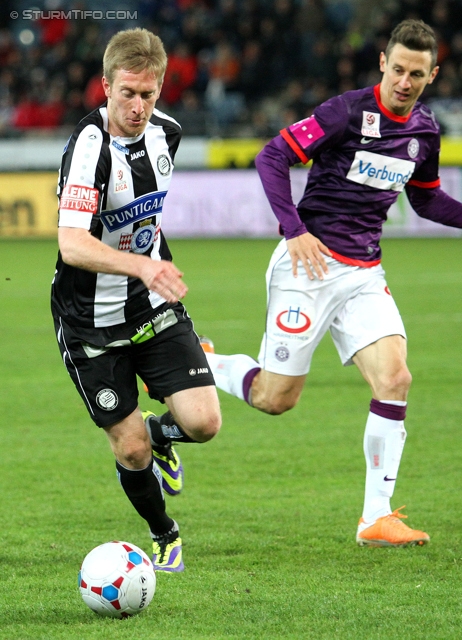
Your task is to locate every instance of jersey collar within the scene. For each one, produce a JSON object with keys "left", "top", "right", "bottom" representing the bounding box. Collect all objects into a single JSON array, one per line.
[
  {"left": 114, "top": 132, "right": 145, "bottom": 145},
  {"left": 373, "top": 84, "right": 412, "bottom": 123}
]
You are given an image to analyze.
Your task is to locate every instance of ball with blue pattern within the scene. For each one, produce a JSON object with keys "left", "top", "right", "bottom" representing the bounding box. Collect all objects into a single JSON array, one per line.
[{"left": 78, "top": 541, "right": 156, "bottom": 618}]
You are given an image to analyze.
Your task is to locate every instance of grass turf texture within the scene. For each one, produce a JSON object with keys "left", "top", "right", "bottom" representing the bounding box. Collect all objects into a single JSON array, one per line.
[{"left": 1, "top": 237, "right": 462, "bottom": 639}]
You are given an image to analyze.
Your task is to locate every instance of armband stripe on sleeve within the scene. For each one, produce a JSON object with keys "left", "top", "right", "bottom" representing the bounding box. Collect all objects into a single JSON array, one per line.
[
  {"left": 280, "top": 129, "right": 309, "bottom": 164},
  {"left": 408, "top": 178, "right": 441, "bottom": 189}
]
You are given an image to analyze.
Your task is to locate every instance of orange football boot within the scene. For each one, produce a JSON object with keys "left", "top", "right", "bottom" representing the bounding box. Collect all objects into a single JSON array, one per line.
[{"left": 356, "top": 506, "right": 430, "bottom": 547}]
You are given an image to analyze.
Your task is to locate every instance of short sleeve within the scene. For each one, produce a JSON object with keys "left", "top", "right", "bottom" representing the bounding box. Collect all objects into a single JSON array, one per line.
[{"left": 58, "top": 124, "right": 104, "bottom": 229}]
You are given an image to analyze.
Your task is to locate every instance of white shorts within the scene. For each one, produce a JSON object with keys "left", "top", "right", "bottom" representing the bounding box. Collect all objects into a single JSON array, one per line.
[{"left": 258, "top": 239, "right": 406, "bottom": 376}]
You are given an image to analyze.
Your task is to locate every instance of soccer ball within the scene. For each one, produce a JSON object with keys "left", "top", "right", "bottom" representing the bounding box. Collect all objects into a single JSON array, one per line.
[{"left": 78, "top": 541, "right": 156, "bottom": 618}]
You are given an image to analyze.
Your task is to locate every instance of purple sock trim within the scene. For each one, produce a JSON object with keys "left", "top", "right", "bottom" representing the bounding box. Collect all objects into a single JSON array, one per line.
[
  {"left": 243, "top": 367, "right": 261, "bottom": 405},
  {"left": 370, "top": 398, "right": 406, "bottom": 421}
]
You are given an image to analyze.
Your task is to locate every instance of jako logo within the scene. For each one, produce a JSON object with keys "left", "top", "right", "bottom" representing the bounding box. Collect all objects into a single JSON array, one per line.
[
  {"left": 276, "top": 307, "right": 311, "bottom": 333},
  {"left": 130, "top": 150, "right": 145, "bottom": 160}
]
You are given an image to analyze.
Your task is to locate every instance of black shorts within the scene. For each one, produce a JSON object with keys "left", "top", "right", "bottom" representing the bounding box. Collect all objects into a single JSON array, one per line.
[{"left": 53, "top": 304, "right": 215, "bottom": 428}]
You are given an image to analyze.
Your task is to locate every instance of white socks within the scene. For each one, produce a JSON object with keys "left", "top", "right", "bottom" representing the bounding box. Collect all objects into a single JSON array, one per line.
[
  {"left": 204, "top": 355, "right": 409, "bottom": 526},
  {"left": 204, "top": 352, "right": 259, "bottom": 402},
  {"left": 362, "top": 400, "right": 407, "bottom": 523}
]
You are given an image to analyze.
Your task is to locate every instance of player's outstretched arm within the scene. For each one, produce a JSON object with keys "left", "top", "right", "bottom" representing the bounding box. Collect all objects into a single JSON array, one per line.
[
  {"left": 286, "top": 232, "right": 332, "bottom": 280},
  {"left": 58, "top": 227, "right": 188, "bottom": 303}
]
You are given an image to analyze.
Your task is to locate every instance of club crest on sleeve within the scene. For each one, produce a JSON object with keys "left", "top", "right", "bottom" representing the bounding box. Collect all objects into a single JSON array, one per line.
[{"left": 157, "top": 154, "right": 171, "bottom": 175}]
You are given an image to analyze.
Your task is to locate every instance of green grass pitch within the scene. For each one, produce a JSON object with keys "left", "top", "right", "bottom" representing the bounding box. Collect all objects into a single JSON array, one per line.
[{"left": 1, "top": 237, "right": 462, "bottom": 639}]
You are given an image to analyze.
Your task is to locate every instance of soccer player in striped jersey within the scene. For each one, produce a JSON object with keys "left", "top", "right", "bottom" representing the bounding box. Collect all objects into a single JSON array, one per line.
[
  {"left": 51, "top": 28, "right": 221, "bottom": 571},
  {"left": 202, "top": 19, "right": 462, "bottom": 547}
]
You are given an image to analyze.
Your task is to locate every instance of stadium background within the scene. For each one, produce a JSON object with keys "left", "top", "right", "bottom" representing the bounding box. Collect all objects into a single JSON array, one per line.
[
  {"left": 0, "top": 0, "right": 461, "bottom": 238},
  {"left": 2, "top": 3, "right": 462, "bottom": 637}
]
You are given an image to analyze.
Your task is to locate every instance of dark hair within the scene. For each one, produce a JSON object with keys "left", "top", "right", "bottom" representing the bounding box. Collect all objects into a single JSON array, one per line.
[{"left": 385, "top": 19, "right": 438, "bottom": 69}]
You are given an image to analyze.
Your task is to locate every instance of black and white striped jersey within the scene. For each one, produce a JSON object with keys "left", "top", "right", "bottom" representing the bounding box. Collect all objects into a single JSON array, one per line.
[{"left": 51, "top": 104, "right": 182, "bottom": 337}]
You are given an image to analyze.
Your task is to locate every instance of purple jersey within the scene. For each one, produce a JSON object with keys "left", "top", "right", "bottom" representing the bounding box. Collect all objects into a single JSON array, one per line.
[{"left": 256, "top": 84, "right": 462, "bottom": 263}]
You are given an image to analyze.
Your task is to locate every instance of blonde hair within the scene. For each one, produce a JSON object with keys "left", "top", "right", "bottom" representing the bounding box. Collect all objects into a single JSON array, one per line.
[{"left": 103, "top": 28, "right": 168, "bottom": 86}]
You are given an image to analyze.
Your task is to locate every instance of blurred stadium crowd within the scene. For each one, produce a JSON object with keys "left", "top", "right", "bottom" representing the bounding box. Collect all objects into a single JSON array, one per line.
[{"left": 1, "top": 0, "right": 462, "bottom": 138}]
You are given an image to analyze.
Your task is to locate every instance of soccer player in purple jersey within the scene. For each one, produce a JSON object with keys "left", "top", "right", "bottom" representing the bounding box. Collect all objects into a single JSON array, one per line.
[{"left": 202, "top": 19, "right": 462, "bottom": 547}]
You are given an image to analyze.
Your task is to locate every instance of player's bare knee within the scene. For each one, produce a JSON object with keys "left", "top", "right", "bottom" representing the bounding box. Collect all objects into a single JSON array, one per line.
[
  {"left": 255, "top": 391, "right": 299, "bottom": 415},
  {"left": 270, "top": 397, "right": 298, "bottom": 415},
  {"left": 203, "top": 410, "right": 222, "bottom": 440},
  {"left": 118, "top": 440, "right": 152, "bottom": 468},
  {"left": 377, "top": 366, "right": 412, "bottom": 399},
  {"left": 187, "top": 410, "right": 222, "bottom": 443},
  {"left": 390, "top": 366, "right": 412, "bottom": 395}
]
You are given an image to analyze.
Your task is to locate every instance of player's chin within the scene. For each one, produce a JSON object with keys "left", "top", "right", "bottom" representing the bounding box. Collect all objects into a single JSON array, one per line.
[
  {"left": 391, "top": 96, "right": 412, "bottom": 115},
  {"left": 126, "top": 120, "right": 146, "bottom": 134}
]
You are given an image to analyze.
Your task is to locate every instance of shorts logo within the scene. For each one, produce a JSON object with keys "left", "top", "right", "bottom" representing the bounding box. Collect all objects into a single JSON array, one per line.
[
  {"left": 131, "top": 224, "right": 155, "bottom": 253},
  {"left": 60, "top": 184, "right": 99, "bottom": 214},
  {"left": 276, "top": 307, "right": 311, "bottom": 334},
  {"left": 157, "top": 154, "right": 171, "bottom": 175},
  {"left": 96, "top": 388, "right": 119, "bottom": 411},
  {"left": 384, "top": 286, "right": 391, "bottom": 296},
  {"left": 408, "top": 138, "right": 419, "bottom": 159},
  {"left": 189, "top": 367, "right": 209, "bottom": 375},
  {"left": 275, "top": 346, "right": 290, "bottom": 361}
]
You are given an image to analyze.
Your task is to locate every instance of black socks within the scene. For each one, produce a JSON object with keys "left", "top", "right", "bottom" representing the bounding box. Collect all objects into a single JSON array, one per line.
[
  {"left": 116, "top": 459, "right": 174, "bottom": 536},
  {"left": 145, "top": 411, "right": 197, "bottom": 446}
]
